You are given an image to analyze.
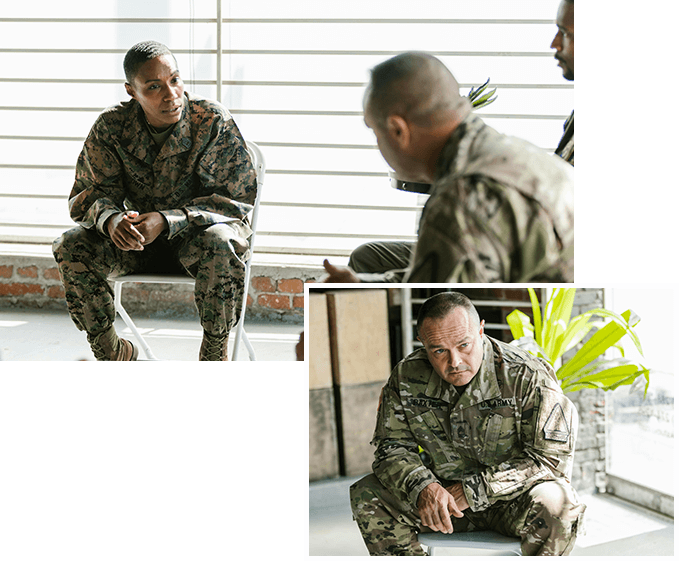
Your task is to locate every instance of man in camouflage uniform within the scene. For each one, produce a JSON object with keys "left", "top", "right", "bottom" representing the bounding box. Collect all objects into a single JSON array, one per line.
[
  {"left": 52, "top": 41, "right": 257, "bottom": 360},
  {"left": 322, "top": 52, "right": 573, "bottom": 283},
  {"left": 350, "top": 292, "right": 585, "bottom": 555},
  {"left": 552, "top": 0, "right": 574, "bottom": 166}
]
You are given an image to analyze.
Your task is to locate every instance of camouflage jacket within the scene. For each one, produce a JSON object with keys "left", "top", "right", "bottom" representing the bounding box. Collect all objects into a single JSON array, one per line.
[
  {"left": 371, "top": 336, "right": 577, "bottom": 513},
  {"left": 555, "top": 111, "right": 574, "bottom": 166},
  {"left": 358, "top": 111, "right": 574, "bottom": 283},
  {"left": 68, "top": 92, "right": 257, "bottom": 240}
]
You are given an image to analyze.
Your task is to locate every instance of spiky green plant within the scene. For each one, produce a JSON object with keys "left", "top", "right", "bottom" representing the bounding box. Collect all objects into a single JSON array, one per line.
[
  {"left": 506, "top": 288, "right": 650, "bottom": 396},
  {"left": 467, "top": 78, "right": 498, "bottom": 109}
]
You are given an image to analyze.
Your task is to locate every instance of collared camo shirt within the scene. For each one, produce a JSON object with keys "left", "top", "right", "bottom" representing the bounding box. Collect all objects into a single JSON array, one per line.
[
  {"left": 371, "top": 335, "right": 577, "bottom": 513},
  {"left": 357, "top": 108, "right": 574, "bottom": 284},
  {"left": 68, "top": 92, "right": 257, "bottom": 240}
]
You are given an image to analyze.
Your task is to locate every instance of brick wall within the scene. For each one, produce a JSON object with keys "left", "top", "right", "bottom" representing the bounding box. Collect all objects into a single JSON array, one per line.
[
  {"left": 567, "top": 288, "right": 607, "bottom": 494},
  {"left": 0, "top": 252, "right": 322, "bottom": 322}
]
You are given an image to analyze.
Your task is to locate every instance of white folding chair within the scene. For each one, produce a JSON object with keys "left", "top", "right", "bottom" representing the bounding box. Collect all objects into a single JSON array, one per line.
[
  {"left": 418, "top": 530, "right": 522, "bottom": 556},
  {"left": 110, "top": 140, "right": 265, "bottom": 360}
]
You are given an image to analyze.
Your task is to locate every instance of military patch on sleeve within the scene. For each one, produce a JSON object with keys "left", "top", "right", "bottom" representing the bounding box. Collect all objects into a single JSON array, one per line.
[
  {"left": 533, "top": 386, "right": 575, "bottom": 453},
  {"left": 543, "top": 403, "right": 570, "bottom": 442}
]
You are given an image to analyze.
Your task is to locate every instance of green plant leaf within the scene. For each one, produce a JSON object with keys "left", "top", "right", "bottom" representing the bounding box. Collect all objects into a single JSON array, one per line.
[
  {"left": 472, "top": 89, "right": 497, "bottom": 108},
  {"left": 543, "top": 289, "right": 575, "bottom": 364},
  {"left": 506, "top": 309, "right": 534, "bottom": 340},
  {"left": 562, "top": 362, "right": 649, "bottom": 393},
  {"left": 557, "top": 356, "right": 608, "bottom": 383},
  {"left": 557, "top": 309, "right": 643, "bottom": 381},
  {"left": 467, "top": 78, "right": 490, "bottom": 101},
  {"left": 527, "top": 288, "right": 542, "bottom": 347},
  {"left": 555, "top": 312, "right": 596, "bottom": 358}
]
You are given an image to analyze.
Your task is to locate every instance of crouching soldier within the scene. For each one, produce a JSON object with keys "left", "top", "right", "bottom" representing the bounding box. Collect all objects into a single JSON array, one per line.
[{"left": 350, "top": 292, "right": 585, "bottom": 555}]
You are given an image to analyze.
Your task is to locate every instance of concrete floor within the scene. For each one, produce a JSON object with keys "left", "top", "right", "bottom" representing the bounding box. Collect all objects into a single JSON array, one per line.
[
  {"left": 310, "top": 476, "right": 674, "bottom": 556},
  {"left": 0, "top": 308, "right": 302, "bottom": 361}
]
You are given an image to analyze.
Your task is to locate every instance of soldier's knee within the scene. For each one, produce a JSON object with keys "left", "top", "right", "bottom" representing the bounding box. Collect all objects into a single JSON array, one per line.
[
  {"left": 350, "top": 474, "right": 386, "bottom": 519},
  {"left": 521, "top": 481, "right": 584, "bottom": 555},
  {"left": 529, "top": 480, "right": 581, "bottom": 522},
  {"left": 52, "top": 227, "right": 91, "bottom": 261},
  {"left": 197, "top": 224, "right": 249, "bottom": 256},
  {"left": 347, "top": 243, "right": 374, "bottom": 271}
]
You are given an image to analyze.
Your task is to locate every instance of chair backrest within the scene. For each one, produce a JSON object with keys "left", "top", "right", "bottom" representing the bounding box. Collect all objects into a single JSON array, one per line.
[{"left": 245, "top": 141, "right": 265, "bottom": 243}]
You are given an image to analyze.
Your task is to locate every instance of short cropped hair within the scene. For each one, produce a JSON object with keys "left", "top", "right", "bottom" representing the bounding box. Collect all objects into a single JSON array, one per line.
[
  {"left": 367, "top": 53, "right": 423, "bottom": 126},
  {"left": 124, "top": 40, "right": 176, "bottom": 84},
  {"left": 416, "top": 292, "right": 480, "bottom": 336},
  {"left": 365, "top": 52, "right": 463, "bottom": 129}
]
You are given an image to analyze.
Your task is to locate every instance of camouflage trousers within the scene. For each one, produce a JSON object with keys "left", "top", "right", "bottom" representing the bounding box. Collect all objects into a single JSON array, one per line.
[
  {"left": 348, "top": 241, "right": 414, "bottom": 274},
  {"left": 350, "top": 474, "right": 585, "bottom": 556},
  {"left": 52, "top": 222, "right": 251, "bottom": 338}
]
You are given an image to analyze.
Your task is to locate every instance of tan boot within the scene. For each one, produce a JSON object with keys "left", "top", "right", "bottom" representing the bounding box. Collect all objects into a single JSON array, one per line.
[
  {"left": 88, "top": 326, "right": 139, "bottom": 361},
  {"left": 199, "top": 331, "right": 229, "bottom": 361}
]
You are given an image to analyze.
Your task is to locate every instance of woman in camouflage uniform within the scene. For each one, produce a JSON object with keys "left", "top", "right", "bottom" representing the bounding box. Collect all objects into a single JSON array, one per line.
[{"left": 52, "top": 41, "right": 257, "bottom": 360}]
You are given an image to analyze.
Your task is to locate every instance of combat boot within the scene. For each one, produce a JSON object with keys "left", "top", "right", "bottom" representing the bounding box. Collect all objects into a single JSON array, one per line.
[
  {"left": 87, "top": 325, "right": 139, "bottom": 361},
  {"left": 199, "top": 331, "right": 229, "bottom": 361}
]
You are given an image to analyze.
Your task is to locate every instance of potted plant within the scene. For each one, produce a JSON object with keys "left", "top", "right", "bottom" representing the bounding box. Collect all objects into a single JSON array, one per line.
[{"left": 506, "top": 288, "right": 650, "bottom": 396}]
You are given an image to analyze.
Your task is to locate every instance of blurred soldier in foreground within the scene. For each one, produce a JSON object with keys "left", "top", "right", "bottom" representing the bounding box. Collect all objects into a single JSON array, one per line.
[
  {"left": 350, "top": 292, "right": 585, "bottom": 555},
  {"left": 552, "top": 0, "right": 574, "bottom": 165},
  {"left": 323, "top": 52, "right": 573, "bottom": 283},
  {"left": 53, "top": 41, "right": 257, "bottom": 360}
]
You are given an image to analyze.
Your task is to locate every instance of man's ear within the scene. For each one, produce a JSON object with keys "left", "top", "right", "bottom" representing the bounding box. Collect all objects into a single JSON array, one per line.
[
  {"left": 479, "top": 319, "right": 485, "bottom": 338},
  {"left": 124, "top": 82, "right": 136, "bottom": 99},
  {"left": 386, "top": 114, "right": 411, "bottom": 150}
]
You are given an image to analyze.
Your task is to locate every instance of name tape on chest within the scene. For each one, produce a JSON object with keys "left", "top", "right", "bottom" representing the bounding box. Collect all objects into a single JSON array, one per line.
[
  {"left": 477, "top": 397, "right": 516, "bottom": 411},
  {"left": 408, "top": 398, "right": 447, "bottom": 410}
]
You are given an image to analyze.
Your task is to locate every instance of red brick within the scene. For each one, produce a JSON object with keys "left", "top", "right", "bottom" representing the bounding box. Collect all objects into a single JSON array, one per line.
[
  {"left": 278, "top": 278, "right": 303, "bottom": 294},
  {"left": 0, "top": 282, "right": 44, "bottom": 296},
  {"left": 47, "top": 285, "right": 65, "bottom": 299},
  {"left": 251, "top": 276, "right": 275, "bottom": 293},
  {"left": 44, "top": 267, "right": 62, "bottom": 281},
  {"left": 246, "top": 294, "right": 254, "bottom": 307},
  {"left": 258, "top": 293, "right": 291, "bottom": 310},
  {"left": 293, "top": 296, "right": 305, "bottom": 308},
  {"left": 0, "top": 265, "right": 12, "bottom": 279},
  {"left": 17, "top": 266, "right": 38, "bottom": 279}
]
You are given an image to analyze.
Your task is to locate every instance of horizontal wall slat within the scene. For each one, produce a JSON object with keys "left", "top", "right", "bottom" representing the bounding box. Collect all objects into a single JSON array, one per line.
[
  {"left": 0, "top": 106, "right": 569, "bottom": 119},
  {"left": 0, "top": 18, "right": 553, "bottom": 24}
]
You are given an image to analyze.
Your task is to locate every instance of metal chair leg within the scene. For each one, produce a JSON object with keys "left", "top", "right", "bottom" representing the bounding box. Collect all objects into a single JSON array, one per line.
[{"left": 113, "top": 280, "right": 159, "bottom": 360}]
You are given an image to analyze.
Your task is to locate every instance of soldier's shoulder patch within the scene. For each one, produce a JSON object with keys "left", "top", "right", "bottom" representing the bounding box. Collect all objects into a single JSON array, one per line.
[
  {"left": 534, "top": 386, "right": 575, "bottom": 453},
  {"left": 543, "top": 402, "right": 570, "bottom": 442}
]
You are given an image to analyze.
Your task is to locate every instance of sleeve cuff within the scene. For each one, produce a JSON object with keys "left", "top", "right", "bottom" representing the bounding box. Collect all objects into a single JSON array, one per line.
[
  {"left": 405, "top": 467, "right": 439, "bottom": 507},
  {"left": 159, "top": 209, "right": 189, "bottom": 239},
  {"left": 96, "top": 209, "right": 120, "bottom": 237},
  {"left": 462, "top": 473, "right": 491, "bottom": 512}
]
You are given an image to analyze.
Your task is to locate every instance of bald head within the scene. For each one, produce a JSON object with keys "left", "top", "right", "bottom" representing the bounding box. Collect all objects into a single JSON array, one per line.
[{"left": 364, "top": 52, "right": 469, "bottom": 130}]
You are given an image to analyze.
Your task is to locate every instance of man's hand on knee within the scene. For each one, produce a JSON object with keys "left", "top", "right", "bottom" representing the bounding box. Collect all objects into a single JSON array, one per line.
[{"left": 417, "top": 482, "right": 464, "bottom": 534}]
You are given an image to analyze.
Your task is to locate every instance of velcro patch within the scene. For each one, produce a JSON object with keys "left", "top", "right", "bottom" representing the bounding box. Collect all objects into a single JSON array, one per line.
[
  {"left": 478, "top": 397, "right": 516, "bottom": 411},
  {"left": 543, "top": 403, "right": 570, "bottom": 442},
  {"left": 534, "top": 386, "right": 575, "bottom": 454}
]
